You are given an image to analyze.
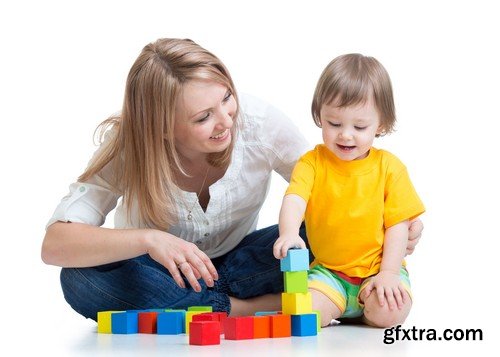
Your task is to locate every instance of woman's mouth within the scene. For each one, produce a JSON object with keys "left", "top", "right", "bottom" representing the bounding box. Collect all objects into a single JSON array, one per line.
[{"left": 210, "top": 129, "right": 230, "bottom": 141}]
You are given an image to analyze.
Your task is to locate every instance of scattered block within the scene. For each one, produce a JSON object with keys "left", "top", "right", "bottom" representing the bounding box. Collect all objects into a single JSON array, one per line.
[
  {"left": 138, "top": 311, "right": 158, "bottom": 334},
  {"left": 188, "top": 306, "right": 213, "bottom": 312},
  {"left": 282, "top": 292, "right": 312, "bottom": 315},
  {"left": 186, "top": 311, "right": 204, "bottom": 334},
  {"left": 280, "top": 249, "right": 309, "bottom": 272},
  {"left": 270, "top": 314, "right": 291, "bottom": 338},
  {"left": 224, "top": 316, "right": 254, "bottom": 340},
  {"left": 157, "top": 311, "right": 185, "bottom": 335},
  {"left": 291, "top": 314, "right": 317, "bottom": 336},
  {"left": 253, "top": 315, "right": 271, "bottom": 338},
  {"left": 313, "top": 310, "right": 321, "bottom": 332},
  {"left": 255, "top": 311, "right": 280, "bottom": 316},
  {"left": 111, "top": 312, "right": 139, "bottom": 334},
  {"left": 189, "top": 321, "right": 221, "bottom": 345},
  {"left": 97, "top": 311, "right": 121, "bottom": 334},
  {"left": 193, "top": 312, "right": 227, "bottom": 334},
  {"left": 284, "top": 271, "right": 308, "bottom": 293}
]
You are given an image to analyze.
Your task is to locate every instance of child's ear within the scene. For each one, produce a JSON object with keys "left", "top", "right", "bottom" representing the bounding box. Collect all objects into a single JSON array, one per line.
[{"left": 376, "top": 125, "right": 385, "bottom": 136}]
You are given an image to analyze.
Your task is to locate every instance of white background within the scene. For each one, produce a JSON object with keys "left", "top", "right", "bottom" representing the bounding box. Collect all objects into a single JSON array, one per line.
[{"left": 1, "top": 0, "right": 498, "bottom": 355}]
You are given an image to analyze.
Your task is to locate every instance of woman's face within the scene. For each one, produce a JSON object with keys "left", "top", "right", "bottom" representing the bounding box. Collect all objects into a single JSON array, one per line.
[{"left": 174, "top": 80, "right": 237, "bottom": 161}]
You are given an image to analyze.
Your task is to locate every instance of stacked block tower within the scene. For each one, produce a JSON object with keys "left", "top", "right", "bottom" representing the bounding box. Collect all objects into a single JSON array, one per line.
[{"left": 281, "top": 249, "right": 318, "bottom": 336}]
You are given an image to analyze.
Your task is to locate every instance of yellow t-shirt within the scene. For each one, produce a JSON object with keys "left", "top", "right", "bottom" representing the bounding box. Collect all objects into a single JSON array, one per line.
[{"left": 286, "top": 145, "right": 425, "bottom": 278}]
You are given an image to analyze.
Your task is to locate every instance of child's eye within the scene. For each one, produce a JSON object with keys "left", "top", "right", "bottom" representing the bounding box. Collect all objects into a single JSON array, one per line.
[
  {"left": 328, "top": 122, "right": 341, "bottom": 127},
  {"left": 355, "top": 126, "right": 367, "bottom": 130}
]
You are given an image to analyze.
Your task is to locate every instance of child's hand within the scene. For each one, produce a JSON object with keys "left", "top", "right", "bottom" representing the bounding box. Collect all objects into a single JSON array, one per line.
[
  {"left": 273, "top": 234, "right": 306, "bottom": 259},
  {"left": 362, "top": 270, "right": 406, "bottom": 310}
]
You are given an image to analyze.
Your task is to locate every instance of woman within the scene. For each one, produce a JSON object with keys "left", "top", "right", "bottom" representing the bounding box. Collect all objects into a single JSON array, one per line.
[{"left": 41, "top": 38, "right": 423, "bottom": 321}]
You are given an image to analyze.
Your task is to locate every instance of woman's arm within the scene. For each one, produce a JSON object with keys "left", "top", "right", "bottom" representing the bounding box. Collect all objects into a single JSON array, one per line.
[{"left": 42, "top": 222, "right": 218, "bottom": 292}]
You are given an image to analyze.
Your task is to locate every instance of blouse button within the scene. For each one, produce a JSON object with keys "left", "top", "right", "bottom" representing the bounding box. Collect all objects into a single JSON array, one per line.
[{"left": 79, "top": 186, "right": 86, "bottom": 192}]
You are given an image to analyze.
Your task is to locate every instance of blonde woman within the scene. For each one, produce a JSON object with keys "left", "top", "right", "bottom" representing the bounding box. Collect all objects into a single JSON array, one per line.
[{"left": 41, "top": 38, "right": 423, "bottom": 321}]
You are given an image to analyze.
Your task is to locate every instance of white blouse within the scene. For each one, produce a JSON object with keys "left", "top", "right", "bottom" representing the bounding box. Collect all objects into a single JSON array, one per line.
[{"left": 46, "top": 94, "right": 310, "bottom": 258}]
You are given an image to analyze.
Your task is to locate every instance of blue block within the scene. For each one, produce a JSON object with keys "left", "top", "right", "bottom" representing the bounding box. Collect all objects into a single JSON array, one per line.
[
  {"left": 111, "top": 312, "right": 139, "bottom": 334},
  {"left": 157, "top": 311, "right": 185, "bottom": 335},
  {"left": 280, "top": 249, "right": 310, "bottom": 272},
  {"left": 291, "top": 314, "right": 317, "bottom": 336},
  {"left": 255, "top": 311, "right": 280, "bottom": 316}
]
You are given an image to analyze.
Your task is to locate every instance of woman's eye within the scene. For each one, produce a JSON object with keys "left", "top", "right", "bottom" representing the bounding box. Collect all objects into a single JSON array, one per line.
[
  {"left": 197, "top": 113, "right": 210, "bottom": 123},
  {"left": 223, "top": 91, "right": 232, "bottom": 102}
]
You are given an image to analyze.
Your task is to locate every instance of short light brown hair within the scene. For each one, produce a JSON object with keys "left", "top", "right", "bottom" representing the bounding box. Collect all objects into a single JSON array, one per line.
[{"left": 311, "top": 53, "right": 396, "bottom": 136}]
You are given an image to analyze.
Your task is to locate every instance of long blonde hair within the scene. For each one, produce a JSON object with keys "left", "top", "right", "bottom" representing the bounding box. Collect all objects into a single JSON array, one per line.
[{"left": 78, "top": 38, "right": 239, "bottom": 230}]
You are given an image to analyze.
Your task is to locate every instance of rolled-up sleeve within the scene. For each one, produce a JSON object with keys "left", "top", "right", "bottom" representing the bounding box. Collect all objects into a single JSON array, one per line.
[
  {"left": 46, "top": 128, "right": 121, "bottom": 229},
  {"left": 46, "top": 180, "right": 120, "bottom": 228}
]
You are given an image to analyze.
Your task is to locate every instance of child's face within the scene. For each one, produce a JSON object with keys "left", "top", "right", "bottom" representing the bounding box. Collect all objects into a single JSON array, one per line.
[{"left": 320, "top": 96, "right": 383, "bottom": 161}]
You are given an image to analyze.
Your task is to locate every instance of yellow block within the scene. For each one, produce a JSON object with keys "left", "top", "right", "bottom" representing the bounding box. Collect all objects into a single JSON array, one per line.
[
  {"left": 97, "top": 311, "right": 122, "bottom": 333},
  {"left": 185, "top": 311, "right": 203, "bottom": 334},
  {"left": 281, "top": 292, "right": 312, "bottom": 315}
]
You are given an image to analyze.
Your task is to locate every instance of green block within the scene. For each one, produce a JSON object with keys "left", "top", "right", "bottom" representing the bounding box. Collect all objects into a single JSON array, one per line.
[
  {"left": 313, "top": 310, "right": 321, "bottom": 332},
  {"left": 284, "top": 271, "right": 308, "bottom": 293},
  {"left": 187, "top": 306, "right": 213, "bottom": 312}
]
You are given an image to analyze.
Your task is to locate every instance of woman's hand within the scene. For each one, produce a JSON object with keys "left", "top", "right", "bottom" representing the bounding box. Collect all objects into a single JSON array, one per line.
[
  {"left": 406, "top": 218, "right": 424, "bottom": 255},
  {"left": 145, "top": 230, "right": 218, "bottom": 292},
  {"left": 273, "top": 234, "right": 307, "bottom": 259}
]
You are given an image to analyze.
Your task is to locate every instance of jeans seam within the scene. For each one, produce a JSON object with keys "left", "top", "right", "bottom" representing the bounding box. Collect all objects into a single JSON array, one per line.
[{"left": 72, "top": 268, "right": 142, "bottom": 310}]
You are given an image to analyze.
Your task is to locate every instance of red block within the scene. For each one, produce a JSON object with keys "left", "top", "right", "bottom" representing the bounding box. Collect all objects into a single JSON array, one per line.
[
  {"left": 253, "top": 315, "right": 271, "bottom": 338},
  {"left": 138, "top": 312, "right": 158, "bottom": 334},
  {"left": 270, "top": 314, "right": 291, "bottom": 338},
  {"left": 224, "top": 316, "right": 254, "bottom": 340},
  {"left": 189, "top": 321, "right": 221, "bottom": 345},
  {"left": 193, "top": 312, "right": 228, "bottom": 334}
]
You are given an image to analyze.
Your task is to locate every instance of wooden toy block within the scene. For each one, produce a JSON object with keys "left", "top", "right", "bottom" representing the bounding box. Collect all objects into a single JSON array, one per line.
[
  {"left": 253, "top": 315, "right": 271, "bottom": 338},
  {"left": 291, "top": 314, "right": 317, "bottom": 336},
  {"left": 284, "top": 271, "right": 308, "bottom": 293},
  {"left": 189, "top": 321, "right": 221, "bottom": 345},
  {"left": 282, "top": 292, "right": 312, "bottom": 314},
  {"left": 280, "top": 248, "right": 309, "bottom": 272},
  {"left": 138, "top": 311, "right": 158, "bottom": 334},
  {"left": 270, "top": 314, "right": 291, "bottom": 338},
  {"left": 224, "top": 316, "right": 254, "bottom": 340},
  {"left": 97, "top": 311, "right": 122, "bottom": 333},
  {"left": 255, "top": 311, "right": 280, "bottom": 316},
  {"left": 193, "top": 312, "right": 227, "bottom": 334},
  {"left": 188, "top": 306, "right": 213, "bottom": 312},
  {"left": 313, "top": 310, "right": 321, "bottom": 332},
  {"left": 186, "top": 311, "right": 204, "bottom": 334},
  {"left": 157, "top": 311, "right": 185, "bottom": 335},
  {"left": 111, "top": 312, "right": 139, "bottom": 334}
]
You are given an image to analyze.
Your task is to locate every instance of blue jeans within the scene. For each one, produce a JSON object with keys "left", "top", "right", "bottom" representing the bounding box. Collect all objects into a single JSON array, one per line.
[{"left": 60, "top": 224, "right": 310, "bottom": 321}]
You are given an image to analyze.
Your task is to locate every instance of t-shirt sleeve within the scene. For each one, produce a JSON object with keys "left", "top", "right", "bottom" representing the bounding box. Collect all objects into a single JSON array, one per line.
[
  {"left": 384, "top": 163, "right": 425, "bottom": 228},
  {"left": 285, "top": 151, "right": 316, "bottom": 203}
]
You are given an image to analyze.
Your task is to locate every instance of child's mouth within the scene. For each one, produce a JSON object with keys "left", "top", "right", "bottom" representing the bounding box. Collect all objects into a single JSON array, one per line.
[{"left": 337, "top": 144, "right": 355, "bottom": 152}]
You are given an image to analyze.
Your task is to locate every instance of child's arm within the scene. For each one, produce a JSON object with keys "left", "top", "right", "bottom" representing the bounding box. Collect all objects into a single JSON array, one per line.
[
  {"left": 363, "top": 220, "right": 410, "bottom": 310},
  {"left": 273, "top": 194, "right": 307, "bottom": 259}
]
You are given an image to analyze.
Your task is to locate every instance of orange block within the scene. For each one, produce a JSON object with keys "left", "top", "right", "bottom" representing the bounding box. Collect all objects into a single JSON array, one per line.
[
  {"left": 270, "top": 314, "right": 291, "bottom": 338},
  {"left": 253, "top": 315, "right": 271, "bottom": 338}
]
